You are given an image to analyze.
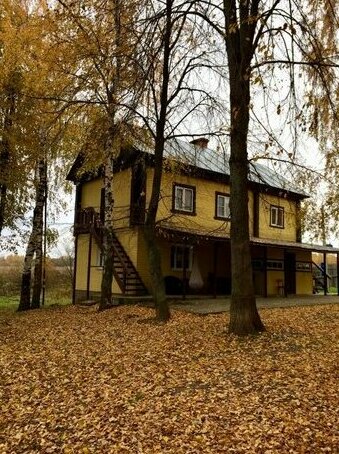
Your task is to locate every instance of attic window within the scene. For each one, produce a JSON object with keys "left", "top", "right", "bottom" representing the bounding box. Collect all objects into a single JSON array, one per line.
[
  {"left": 173, "top": 183, "right": 196, "bottom": 215},
  {"left": 270, "top": 205, "right": 284, "bottom": 228}
]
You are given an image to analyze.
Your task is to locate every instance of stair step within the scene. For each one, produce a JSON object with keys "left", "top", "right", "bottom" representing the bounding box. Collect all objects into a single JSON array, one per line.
[
  {"left": 125, "top": 284, "right": 146, "bottom": 289},
  {"left": 92, "top": 231, "right": 148, "bottom": 295}
]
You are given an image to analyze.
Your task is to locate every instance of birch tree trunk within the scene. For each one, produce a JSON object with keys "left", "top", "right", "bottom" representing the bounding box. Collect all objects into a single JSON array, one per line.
[
  {"left": 98, "top": 0, "right": 123, "bottom": 311},
  {"left": 18, "top": 159, "right": 46, "bottom": 311},
  {"left": 99, "top": 149, "right": 115, "bottom": 311},
  {"left": 31, "top": 160, "right": 47, "bottom": 309}
]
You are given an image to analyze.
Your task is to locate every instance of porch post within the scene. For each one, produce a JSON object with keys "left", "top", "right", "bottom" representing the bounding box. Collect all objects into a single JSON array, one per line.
[
  {"left": 264, "top": 246, "right": 268, "bottom": 297},
  {"left": 182, "top": 245, "right": 187, "bottom": 300},
  {"left": 72, "top": 234, "right": 78, "bottom": 304},
  {"left": 74, "top": 183, "right": 82, "bottom": 225},
  {"left": 213, "top": 242, "right": 218, "bottom": 298},
  {"left": 86, "top": 232, "right": 92, "bottom": 300},
  {"left": 323, "top": 252, "right": 327, "bottom": 295},
  {"left": 284, "top": 250, "right": 288, "bottom": 297},
  {"left": 336, "top": 253, "right": 339, "bottom": 296}
]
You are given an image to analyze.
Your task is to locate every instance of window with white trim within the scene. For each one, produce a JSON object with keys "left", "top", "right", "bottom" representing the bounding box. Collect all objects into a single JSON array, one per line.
[
  {"left": 173, "top": 184, "right": 195, "bottom": 213},
  {"left": 170, "top": 245, "right": 193, "bottom": 270},
  {"left": 96, "top": 249, "right": 104, "bottom": 267},
  {"left": 270, "top": 205, "right": 284, "bottom": 228},
  {"left": 215, "top": 193, "right": 230, "bottom": 219}
]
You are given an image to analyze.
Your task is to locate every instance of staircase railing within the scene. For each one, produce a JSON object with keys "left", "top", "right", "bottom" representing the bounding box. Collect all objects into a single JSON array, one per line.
[
  {"left": 312, "top": 261, "right": 331, "bottom": 293},
  {"left": 75, "top": 207, "right": 146, "bottom": 294}
]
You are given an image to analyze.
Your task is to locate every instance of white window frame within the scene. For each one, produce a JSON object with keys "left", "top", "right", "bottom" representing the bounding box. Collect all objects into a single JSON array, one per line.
[
  {"left": 171, "top": 245, "right": 193, "bottom": 271},
  {"left": 96, "top": 249, "right": 104, "bottom": 267},
  {"left": 270, "top": 205, "right": 284, "bottom": 228},
  {"left": 216, "top": 193, "right": 230, "bottom": 219},
  {"left": 174, "top": 185, "right": 194, "bottom": 213}
]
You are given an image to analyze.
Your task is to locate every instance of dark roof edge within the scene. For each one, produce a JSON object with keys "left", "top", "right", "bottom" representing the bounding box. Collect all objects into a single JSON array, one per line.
[{"left": 66, "top": 148, "right": 308, "bottom": 200}]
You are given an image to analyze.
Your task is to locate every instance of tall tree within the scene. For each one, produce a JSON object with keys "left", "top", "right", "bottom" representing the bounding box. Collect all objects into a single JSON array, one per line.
[
  {"left": 51, "top": 0, "right": 142, "bottom": 310},
  {"left": 132, "top": 0, "right": 221, "bottom": 321},
  {"left": 196, "top": 0, "right": 338, "bottom": 334},
  {"left": 18, "top": 159, "right": 46, "bottom": 311}
]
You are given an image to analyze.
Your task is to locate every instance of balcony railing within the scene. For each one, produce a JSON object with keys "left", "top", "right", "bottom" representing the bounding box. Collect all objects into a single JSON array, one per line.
[{"left": 74, "top": 207, "right": 102, "bottom": 234}]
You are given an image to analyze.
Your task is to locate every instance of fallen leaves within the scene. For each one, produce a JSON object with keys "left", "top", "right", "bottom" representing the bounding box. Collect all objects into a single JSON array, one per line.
[{"left": 0, "top": 304, "right": 338, "bottom": 453}]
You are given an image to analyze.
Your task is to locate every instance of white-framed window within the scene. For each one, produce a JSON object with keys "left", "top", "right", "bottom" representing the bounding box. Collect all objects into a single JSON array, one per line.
[
  {"left": 173, "top": 184, "right": 195, "bottom": 213},
  {"left": 215, "top": 193, "right": 230, "bottom": 219},
  {"left": 266, "top": 259, "right": 284, "bottom": 270},
  {"left": 270, "top": 205, "right": 284, "bottom": 228},
  {"left": 96, "top": 250, "right": 104, "bottom": 267},
  {"left": 170, "top": 245, "right": 193, "bottom": 270}
]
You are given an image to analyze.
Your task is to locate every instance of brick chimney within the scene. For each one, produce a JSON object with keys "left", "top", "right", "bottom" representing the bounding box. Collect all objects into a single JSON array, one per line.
[{"left": 190, "top": 137, "right": 209, "bottom": 149}]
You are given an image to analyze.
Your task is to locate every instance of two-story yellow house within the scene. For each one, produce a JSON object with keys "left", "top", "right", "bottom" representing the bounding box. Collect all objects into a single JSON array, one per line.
[{"left": 67, "top": 138, "right": 339, "bottom": 302}]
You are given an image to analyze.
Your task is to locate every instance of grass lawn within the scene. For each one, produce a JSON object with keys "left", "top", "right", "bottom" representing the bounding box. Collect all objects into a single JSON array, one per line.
[
  {"left": 0, "top": 293, "right": 71, "bottom": 311},
  {"left": 0, "top": 304, "right": 338, "bottom": 453}
]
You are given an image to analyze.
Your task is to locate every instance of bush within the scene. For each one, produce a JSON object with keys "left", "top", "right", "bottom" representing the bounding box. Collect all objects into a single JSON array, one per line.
[{"left": 0, "top": 255, "right": 72, "bottom": 298}]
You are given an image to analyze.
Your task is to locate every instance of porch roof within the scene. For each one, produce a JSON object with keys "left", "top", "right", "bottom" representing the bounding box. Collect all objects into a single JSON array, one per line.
[{"left": 157, "top": 224, "right": 339, "bottom": 254}]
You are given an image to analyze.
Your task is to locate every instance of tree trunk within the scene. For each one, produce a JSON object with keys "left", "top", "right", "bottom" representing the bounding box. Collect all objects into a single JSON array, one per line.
[
  {"left": 143, "top": 224, "right": 169, "bottom": 321},
  {"left": 31, "top": 227, "right": 43, "bottom": 309},
  {"left": 225, "top": 1, "right": 265, "bottom": 334},
  {"left": 98, "top": 0, "right": 122, "bottom": 312},
  {"left": 0, "top": 146, "right": 8, "bottom": 235},
  {"left": 143, "top": 138, "right": 169, "bottom": 320},
  {"left": 31, "top": 160, "right": 46, "bottom": 308},
  {"left": 18, "top": 160, "right": 46, "bottom": 311},
  {"left": 99, "top": 151, "right": 115, "bottom": 311},
  {"left": 142, "top": 0, "right": 173, "bottom": 322},
  {"left": 0, "top": 184, "right": 7, "bottom": 236}
]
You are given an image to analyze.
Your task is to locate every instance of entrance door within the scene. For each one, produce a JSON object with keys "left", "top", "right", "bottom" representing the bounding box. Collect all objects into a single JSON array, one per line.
[{"left": 284, "top": 252, "right": 296, "bottom": 294}]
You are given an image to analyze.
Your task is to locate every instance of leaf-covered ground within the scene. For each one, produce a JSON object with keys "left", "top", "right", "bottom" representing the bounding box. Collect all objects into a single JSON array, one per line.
[{"left": 0, "top": 304, "right": 338, "bottom": 453}]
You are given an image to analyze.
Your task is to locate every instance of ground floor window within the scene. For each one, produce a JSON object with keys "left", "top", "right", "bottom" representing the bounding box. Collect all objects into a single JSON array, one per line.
[
  {"left": 96, "top": 250, "right": 104, "bottom": 267},
  {"left": 266, "top": 259, "right": 284, "bottom": 270},
  {"left": 171, "top": 245, "right": 193, "bottom": 270}
]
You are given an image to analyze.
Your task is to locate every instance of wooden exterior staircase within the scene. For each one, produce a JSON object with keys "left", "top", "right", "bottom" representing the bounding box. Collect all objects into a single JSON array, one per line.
[{"left": 75, "top": 208, "right": 148, "bottom": 296}]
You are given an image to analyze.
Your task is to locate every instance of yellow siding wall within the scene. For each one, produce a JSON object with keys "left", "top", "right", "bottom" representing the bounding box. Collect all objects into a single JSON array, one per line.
[
  {"left": 295, "top": 250, "right": 313, "bottom": 294},
  {"left": 75, "top": 234, "right": 89, "bottom": 290},
  {"left": 296, "top": 272, "right": 312, "bottom": 295},
  {"left": 75, "top": 235, "right": 103, "bottom": 292},
  {"left": 258, "top": 194, "right": 297, "bottom": 241},
  {"left": 75, "top": 234, "right": 124, "bottom": 295},
  {"left": 80, "top": 168, "right": 132, "bottom": 230},
  {"left": 81, "top": 179, "right": 102, "bottom": 210},
  {"left": 115, "top": 228, "right": 139, "bottom": 265},
  {"left": 147, "top": 168, "right": 238, "bottom": 234},
  {"left": 80, "top": 168, "right": 299, "bottom": 251},
  {"left": 78, "top": 169, "right": 133, "bottom": 295},
  {"left": 145, "top": 169, "right": 297, "bottom": 242},
  {"left": 136, "top": 232, "right": 152, "bottom": 290},
  {"left": 90, "top": 242, "right": 104, "bottom": 292},
  {"left": 113, "top": 168, "right": 132, "bottom": 230},
  {"left": 265, "top": 249, "right": 312, "bottom": 295},
  {"left": 267, "top": 270, "right": 285, "bottom": 295}
]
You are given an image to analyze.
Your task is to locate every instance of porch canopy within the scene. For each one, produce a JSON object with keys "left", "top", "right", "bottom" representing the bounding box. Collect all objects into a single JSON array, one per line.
[
  {"left": 157, "top": 222, "right": 339, "bottom": 255},
  {"left": 157, "top": 223, "right": 339, "bottom": 297}
]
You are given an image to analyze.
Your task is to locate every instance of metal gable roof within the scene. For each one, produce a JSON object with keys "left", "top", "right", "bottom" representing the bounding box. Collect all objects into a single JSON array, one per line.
[{"left": 161, "top": 138, "right": 308, "bottom": 198}]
